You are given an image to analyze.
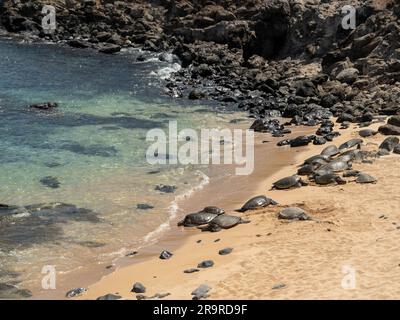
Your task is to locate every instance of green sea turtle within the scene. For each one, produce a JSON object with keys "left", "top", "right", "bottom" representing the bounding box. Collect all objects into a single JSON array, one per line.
[
  {"left": 359, "top": 129, "right": 377, "bottom": 138},
  {"left": 314, "top": 173, "right": 337, "bottom": 185},
  {"left": 202, "top": 206, "right": 225, "bottom": 215},
  {"left": 178, "top": 211, "right": 218, "bottom": 227},
  {"left": 314, "top": 173, "right": 346, "bottom": 185},
  {"left": 303, "top": 154, "right": 331, "bottom": 165},
  {"left": 278, "top": 207, "right": 311, "bottom": 221},
  {"left": 343, "top": 170, "right": 360, "bottom": 177},
  {"left": 378, "top": 148, "right": 391, "bottom": 156},
  {"left": 356, "top": 173, "right": 377, "bottom": 184},
  {"left": 379, "top": 137, "right": 399, "bottom": 152},
  {"left": 310, "top": 158, "right": 330, "bottom": 167},
  {"left": 321, "top": 145, "right": 340, "bottom": 157},
  {"left": 200, "top": 214, "right": 249, "bottom": 232},
  {"left": 272, "top": 175, "right": 306, "bottom": 190},
  {"left": 335, "top": 153, "right": 353, "bottom": 163},
  {"left": 178, "top": 206, "right": 224, "bottom": 227},
  {"left": 237, "top": 195, "right": 278, "bottom": 212},
  {"left": 339, "top": 139, "right": 363, "bottom": 150},
  {"left": 324, "top": 160, "right": 351, "bottom": 172},
  {"left": 297, "top": 164, "right": 315, "bottom": 176}
]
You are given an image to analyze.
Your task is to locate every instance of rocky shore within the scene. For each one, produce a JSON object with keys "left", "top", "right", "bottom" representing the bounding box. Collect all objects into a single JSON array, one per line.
[
  {"left": 2, "top": 0, "right": 400, "bottom": 299},
  {"left": 1, "top": 1, "right": 399, "bottom": 134}
]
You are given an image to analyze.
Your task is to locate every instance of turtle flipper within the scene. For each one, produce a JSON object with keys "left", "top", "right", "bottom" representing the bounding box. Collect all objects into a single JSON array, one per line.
[{"left": 239, "top": 219, "right": 251, "bottom": 224}]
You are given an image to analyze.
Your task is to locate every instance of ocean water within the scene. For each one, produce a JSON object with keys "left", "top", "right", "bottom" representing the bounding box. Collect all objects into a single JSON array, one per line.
[{"left": 0, "top": 39, "right": 243, "bottom": 298}]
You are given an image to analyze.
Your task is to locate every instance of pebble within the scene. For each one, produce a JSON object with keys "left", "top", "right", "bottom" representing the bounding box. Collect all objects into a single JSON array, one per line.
[
  {"left": 184, "top": 268, "right": 200, "bottom": 274},
  {"left": 191, "top": 284, "right": 211, "bottom": 300},
  {"left": 65, "top": 287, "right": 87, "bottom": 298},
  {"left": 272, "top": 283, "right": 286, "bottom": 290},
  {"left": 96, "top": 293, "right": 122, "bottom": 300},
  {"left": 218, "top": 248, "right": 233, "bottom": 255},
  {"left": 159, "top": 250, "right": 173, "bottom": 260},
  {"left": 197, "top": 260, "right": 214, "bottom": 268},
  {"left": 131, "top": 282, "right": 146, "bottom": 294}
]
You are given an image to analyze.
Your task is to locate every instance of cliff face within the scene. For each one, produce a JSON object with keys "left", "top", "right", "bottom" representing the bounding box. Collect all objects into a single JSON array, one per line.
[
  {"left": 1, "top": 1, "right": 400, "bottom": 128},
  {"left": 0, "top": 1, "right": 390, "bottom": 57}
]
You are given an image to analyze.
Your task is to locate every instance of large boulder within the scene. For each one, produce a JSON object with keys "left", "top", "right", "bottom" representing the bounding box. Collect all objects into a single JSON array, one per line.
[{"left": 335, "top": 68, "right": 359, "bottom": 84}]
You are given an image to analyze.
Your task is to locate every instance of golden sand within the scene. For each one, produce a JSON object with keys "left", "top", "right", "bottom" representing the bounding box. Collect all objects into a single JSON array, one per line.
[{"left": 77, "top": 121, "right": 400, "bottom": 300}]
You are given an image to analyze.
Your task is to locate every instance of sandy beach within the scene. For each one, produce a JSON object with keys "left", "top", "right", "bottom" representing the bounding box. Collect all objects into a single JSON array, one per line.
[
  {"left": 74, "top": 120, "right": 400, "bottom": 300},
  {"left": 2, "top": 0, "right": 400, "bottom": 303}
]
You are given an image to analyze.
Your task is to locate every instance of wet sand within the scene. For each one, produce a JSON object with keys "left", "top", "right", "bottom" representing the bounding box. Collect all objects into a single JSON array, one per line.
[{"left": 75, "top": 120, "right": 400, "bottom": 300}]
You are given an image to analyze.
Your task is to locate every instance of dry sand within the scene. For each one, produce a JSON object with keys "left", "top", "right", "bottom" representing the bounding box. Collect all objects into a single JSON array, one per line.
[{"left": 77, "top": 121, "right": 400, "bottom": 300}]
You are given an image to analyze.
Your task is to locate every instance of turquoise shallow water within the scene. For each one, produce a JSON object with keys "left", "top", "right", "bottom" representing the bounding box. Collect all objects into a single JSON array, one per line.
[{"left": 0, "top": 39, "right": 243, "bottom": 298}]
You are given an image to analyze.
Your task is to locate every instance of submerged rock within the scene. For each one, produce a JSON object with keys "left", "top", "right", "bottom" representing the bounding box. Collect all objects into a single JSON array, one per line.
[
  {"left": 155, "top": 184, "right": 177, "bottom": 193},
  {"left": 98, "top": 44, "right": 121, "bottom": 54},
  {"left": 136, "top": 203, "right": 154, "bottom": 210},
  {"left": 29, "top": 102, "right": 58, "bottom": 110},
  {"left": 40, "top": 176, "right": 61, "bottom": 189},
  {"left": 0, "top": 203, "right": 100, "bottom": 249},
  {"left": 0, "top": 283, "right": 32, "bottom": 299}
]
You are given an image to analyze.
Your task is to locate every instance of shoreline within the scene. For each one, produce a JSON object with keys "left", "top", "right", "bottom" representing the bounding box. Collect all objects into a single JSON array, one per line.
[
  {"left": 71, "top": 121, "right": 367, "bottom": 300},
  {"left": 33, "top": 118, "right": 314, "bottom": 299},
  {"left": 75, "top": 119, "right": 400, "bottom": 300}
]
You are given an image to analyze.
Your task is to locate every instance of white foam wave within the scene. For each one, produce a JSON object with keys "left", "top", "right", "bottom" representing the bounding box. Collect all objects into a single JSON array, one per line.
[
  {"left": 142, "top": 171, "right": 210, "bottom": 244},
  {"left": 150, "top": 62, "right": 182, "bottom": 80}
]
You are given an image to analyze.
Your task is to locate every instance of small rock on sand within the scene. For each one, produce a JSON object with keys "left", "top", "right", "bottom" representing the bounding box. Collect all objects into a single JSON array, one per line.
[
  {"left": 159, "top": 250, "right": 173, "bottom": 260},
  {"left": 272, "top": 283, "right": 286, "bottom": 290},
  {"left": 197, "top": 260, "right": 214, "bottom": 268},
  {"left": 66, "top": 287, "right": 87, "bottom": 298},
  {"left": 136, "top": 203, "right": 154, "bottom": 210},
  {"left": 219, "top": 248, "right": 233, "bottom": 255},
  {"left": 184, "top": 268, "right": 200, "bottom": 274},
  {"left": 191, "top": 284, "right": 211, "bottom": 300},
  {"left": 96, "top": 293, "right": 122, "bottom": 300},
  {"left": 131, "top": 282, "right": 146, "bottom": 294}
]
